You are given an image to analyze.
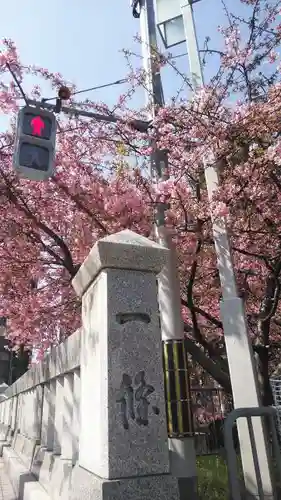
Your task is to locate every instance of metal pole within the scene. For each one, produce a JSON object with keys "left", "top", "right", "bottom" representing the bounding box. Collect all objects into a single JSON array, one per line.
[
  {"left": 27, "top": 99, "right": 150, "bottom": 132},
  {"left": 139, "top": 0, "right": 185, "bottom": 343},
  {"left": 139, "top": 1, "right": 198, "bottom": 499},
  {"left": 180, "top": 1, "right": 274, "bottom": 496}
]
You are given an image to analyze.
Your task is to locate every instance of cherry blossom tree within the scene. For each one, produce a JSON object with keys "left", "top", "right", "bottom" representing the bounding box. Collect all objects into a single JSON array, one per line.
[{"left": 1, "top": 0, "right": 281, "bottom": 403}]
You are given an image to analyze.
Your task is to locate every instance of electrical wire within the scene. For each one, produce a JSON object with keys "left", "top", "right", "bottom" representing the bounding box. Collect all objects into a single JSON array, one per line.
[
  {"left": 172, "top": 52, "right": 188, "bottom": 59},
  {"left": 43, "top": 78, "right": 128, "bottom": 102},
  {"left": 72, "top": 78, "right": 128, "bottom": 96},
  {"left": 5, "top": 61, "right": 128, "bottom": 103},
  {"left": 7, "top": 71, "right": 128, "bottom": 105}
]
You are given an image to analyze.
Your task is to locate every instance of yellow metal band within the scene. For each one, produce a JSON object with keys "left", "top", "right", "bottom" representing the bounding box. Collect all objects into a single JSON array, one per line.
[{"left": 162, "top": 339, "right": 194, "bottom": 437}]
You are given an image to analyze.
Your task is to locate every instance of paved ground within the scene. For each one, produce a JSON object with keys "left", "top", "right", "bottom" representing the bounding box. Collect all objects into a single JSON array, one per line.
[{"left": 0, "top": 460, "right": 15, "bottom": 500}]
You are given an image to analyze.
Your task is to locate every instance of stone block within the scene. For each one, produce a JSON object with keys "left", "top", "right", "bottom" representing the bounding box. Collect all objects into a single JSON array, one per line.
[
  {"left": 70, "top": 464, "right": 179, "bottom": 500},
  {"left": 2, "top": 445, "right": 36, "bottom": 498},
  {"left": 41, "top": 380, "right": 56, "bottom": 451},
  {"left": 49, "top": 456, "right": 72, "bottom": 500},
  {"left": 107, "top": 269, "right": 169, "bottom": 477},
  {"left": 6, "top": 428, "right": 14, "bottom": 443},
  {"left": 0, "top": 423, "right": 9, "bottom": 441},
  {"left": 20, "top": 481, "right": 51, "bottom": 500},
  {"left": 72, "top": 229, "right": 169, "bottom": 297},
  {"left": 37, "top": 451, "right": 72, "bottom": 499},
  {"left": 72, "top": 229, "right": 181, "bottom": 500},
  {"left": 3, "top": 444, "right": 50, "bottom": 500},
  {"left": 0, "top": 424, "right": 10, "bottom": 456},
  {"left": 0, "top": 442, "right": 10, "bottom": 457},
  {"left": 14, "top": 433, "right": 25, "bottom": 455},
  {"left": 14, "top": 434, "right": 37, "bottom": 469},
  {"left": 30, "top": 445, "right": 45, "bottom": 478},
  {"left": 38, "top": 449, "right": 54, "bottom": 494},
  {"left": 0, "top": 428, "right": 13, "bottom": 456},
  {"left": 12, "top": 430, "right": 20, "bottom": 448},
  {"left": 79, "top": 268, "right": 169, "bottom": 479}
]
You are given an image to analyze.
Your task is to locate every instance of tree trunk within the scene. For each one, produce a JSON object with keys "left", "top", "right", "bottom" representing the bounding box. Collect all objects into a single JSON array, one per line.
[
  {"left": 254, "top": 273, "right": 277, "bottom": 406},
  {"left": 12, "top": 345, "right": 30, "bottom": 382},
  {"left": 184, "top": 337, "right": 232, "bottom": 393},
  {"left": 254, "top": 347, "right": 273, "bottom": 406}
]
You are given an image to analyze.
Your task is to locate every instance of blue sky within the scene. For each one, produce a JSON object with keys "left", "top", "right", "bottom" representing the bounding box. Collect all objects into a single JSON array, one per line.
[{"left": 0, "top": 0, "right": 252, "bottom": 127}]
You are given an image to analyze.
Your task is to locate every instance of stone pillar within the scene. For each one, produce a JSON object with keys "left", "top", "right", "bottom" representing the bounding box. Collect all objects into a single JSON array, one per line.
[
  {"left": 0, "top": 400, "right": 8, "bottom": 438},
  {"left": 61, "top": 373, "right": 74, "bottom": 460},
  {"left": 6, "top": 396, "right": 17, "bottom": 444},
  {"left": 70, "top": 230, "right": 180, "bottom": 500},
  {"left": 5, "top": 400, "right": 10, "bottom": 427},
  {"left": 72, "top": 369, "right": 80, "bottom": 464},
  {"left": 2, "top": 401, "right": 5, "bottom": 422},
  {"left": 25, "top": 386, "right": 43, "bottom": 441},
  {"left": 41, "top": 381, "right": 56, "bottom": 450},
  {"left": 24, "top": 391, "right": 30, "bottom": 437},
  {"left": 41, "top": 387, "right": 48, "bottom": 447},
  {"left": 6, "top": 398, "right": 13, "bottom": 442},
  {"left": 35, "top": 386, "right": 43, "bottom": 442},
  {"left": 3, "top": 400, "right": 10, "bottom": 436},
  {"left": 0, "top": 402, "right": 4, "bottom": 440},
  {"left": 0, "top": 401, "right": 7, "bottom": 441},
  {"left": 16, "top": 393, "right": 22, "bottom": 433},
  {"left": 11, "top": 396, "right": 18, "bottom": 433},
  {"left": 53, "top": 377, "right": 64, "bottom": 455}
]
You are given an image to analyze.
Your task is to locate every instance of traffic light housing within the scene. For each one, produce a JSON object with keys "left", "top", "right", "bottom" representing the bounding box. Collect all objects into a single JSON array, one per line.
[{"left": 13, "top": 106, "right": 57, "bottom": 181}]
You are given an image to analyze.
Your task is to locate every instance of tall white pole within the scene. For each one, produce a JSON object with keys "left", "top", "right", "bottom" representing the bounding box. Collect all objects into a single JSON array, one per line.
[
  {"left": 137, "top": 1, "right": 198, "bottom": 499},
  {"left": 139, "top": 0, "right": 184, "bottom": 344},
  {"left": 181, "top": 1, "right": 274, "bottom": 496}
]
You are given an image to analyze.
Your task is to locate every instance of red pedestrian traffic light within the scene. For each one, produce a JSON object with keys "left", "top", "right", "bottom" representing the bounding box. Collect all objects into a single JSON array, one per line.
[
  {"left": 22, "top": 112, "right": 52, "bottom": 140},
  {"left": 30, "top": 116, "right": 45, "bottom": 137},
  {"left": 13, "top": 106, "right": 57, "bottom": 181}
]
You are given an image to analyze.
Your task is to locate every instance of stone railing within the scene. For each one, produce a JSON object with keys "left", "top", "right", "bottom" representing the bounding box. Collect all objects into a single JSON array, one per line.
[
  {"left": 0, "top": 328, "right": 81, "bottom": 499},
  {"left": 0, "top": 230, "right": 193, "bottom": 500}
]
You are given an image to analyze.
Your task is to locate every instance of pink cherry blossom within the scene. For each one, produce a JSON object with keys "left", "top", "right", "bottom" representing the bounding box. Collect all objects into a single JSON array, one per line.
[{"left": 0, "top": 1, "right": 281, "bottom": 401}]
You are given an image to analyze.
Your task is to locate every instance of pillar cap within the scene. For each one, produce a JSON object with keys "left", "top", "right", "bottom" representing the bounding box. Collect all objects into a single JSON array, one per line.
[{"left": 72, "top": 229, "right": 169, "bottom": 297}]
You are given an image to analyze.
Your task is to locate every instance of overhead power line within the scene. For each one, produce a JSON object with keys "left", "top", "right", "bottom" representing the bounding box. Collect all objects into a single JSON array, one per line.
[
  {"left": 6, "top": 61, "right": 128, "bottom": 105},
  {"left": 43, "top": 78, "right": 128, "bottom": 102}
]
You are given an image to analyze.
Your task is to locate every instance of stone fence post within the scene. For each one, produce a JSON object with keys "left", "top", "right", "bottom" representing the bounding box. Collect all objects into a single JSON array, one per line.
[{"left": 71, "top": 230, "right": 180, "bottom": 500}]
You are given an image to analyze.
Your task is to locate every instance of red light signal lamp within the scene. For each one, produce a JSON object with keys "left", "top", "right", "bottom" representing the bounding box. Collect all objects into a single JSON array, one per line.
[{"left": 13, "top": 105, "right": 57, "bottom": 181}]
